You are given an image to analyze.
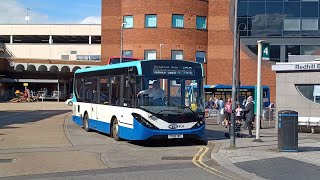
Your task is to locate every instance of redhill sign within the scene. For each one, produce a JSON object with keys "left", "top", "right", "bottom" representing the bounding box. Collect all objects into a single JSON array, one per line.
[
  {"left": 295, "top": 64, "right": 320, "bottom": 70},
  {"left": 272, "top": 62, "right": 320, "bottom": 72}
]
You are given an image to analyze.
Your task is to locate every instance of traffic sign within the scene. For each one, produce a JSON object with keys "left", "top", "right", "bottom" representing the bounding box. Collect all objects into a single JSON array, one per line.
[{"left": 262, "top": 43, "right": 270, "bottom": 60}]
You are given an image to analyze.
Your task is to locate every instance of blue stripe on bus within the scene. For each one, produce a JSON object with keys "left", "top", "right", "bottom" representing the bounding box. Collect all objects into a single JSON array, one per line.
[
  {"left": 119, "top": 118, "right": 205, "bottom": 140},
  {"left": 73, "top": 115, "right": 83, "bottom": 126},
  {"left": 72, "top": 115, "right": 205, "bottom": 141}
]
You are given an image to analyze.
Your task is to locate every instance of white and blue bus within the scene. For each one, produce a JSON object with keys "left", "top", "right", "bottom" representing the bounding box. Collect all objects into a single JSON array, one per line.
[{"left": 72, "top": 60, "right": 206, "bottom": 141}]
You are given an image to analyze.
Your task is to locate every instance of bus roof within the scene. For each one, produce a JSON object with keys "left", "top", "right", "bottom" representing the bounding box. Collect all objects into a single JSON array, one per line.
[
  {"left": 75, "top": 60, "right": 143, "bottom": 74},
  {"left": 75, "top": 60, "right": 203, "bottom": 76},
  {"left": 204, "top": 84, "right": 269, "bottom": 89}
]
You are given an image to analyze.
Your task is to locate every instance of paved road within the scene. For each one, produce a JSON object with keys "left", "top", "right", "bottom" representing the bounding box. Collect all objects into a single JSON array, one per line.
[
  {"left": 0, "top": 102, "right": 239, "bottom": 180},
  {"left": 1, "top": 163, "right": 226, "bottom": 180}
]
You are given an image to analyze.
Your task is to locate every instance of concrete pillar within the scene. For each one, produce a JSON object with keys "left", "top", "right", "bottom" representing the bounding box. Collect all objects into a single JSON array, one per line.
[
  {"left": 49, "top": 35, "right": 53, "bottom": 44},
  {"left": 10, "top": 35, "right": 13, "bottom": 44},
  {"left": 280, "top": 45, "right": 286, "bottom": 62},
  {"left": 89, "top": 36, "right": 91, "bottom": 45}
]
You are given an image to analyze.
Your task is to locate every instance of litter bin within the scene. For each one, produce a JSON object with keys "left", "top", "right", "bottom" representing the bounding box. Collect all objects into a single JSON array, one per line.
[
  {"left": 217, "top": 109, "right": 224, "bottom": 124},
  {"left": 262, "top": 108, "right": 269, "bottom": 120},
  {"left": 278, "top": 110, "right": 298, "bottom": 152}
]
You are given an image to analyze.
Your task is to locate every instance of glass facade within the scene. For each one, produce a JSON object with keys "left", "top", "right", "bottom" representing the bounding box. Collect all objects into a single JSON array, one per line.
[{"left": 238, "top": 0, "right": 320, "bottom": 37}]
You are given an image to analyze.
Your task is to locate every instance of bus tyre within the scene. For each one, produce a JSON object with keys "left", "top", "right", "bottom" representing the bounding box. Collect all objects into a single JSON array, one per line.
[
  {"left": 112, "top": 119, "right": 120, "bottom": 141},
  {"left": 83, "top": 114, "right": 90, "bottom": 132}
]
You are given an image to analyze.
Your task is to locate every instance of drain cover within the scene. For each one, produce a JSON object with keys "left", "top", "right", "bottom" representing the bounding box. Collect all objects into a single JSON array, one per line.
[
  {"left": 161, "top": 156, "right": 193, "bottom": 160},
  {"left": 0, "top": 159, "right": 17, "bottom": 163}
]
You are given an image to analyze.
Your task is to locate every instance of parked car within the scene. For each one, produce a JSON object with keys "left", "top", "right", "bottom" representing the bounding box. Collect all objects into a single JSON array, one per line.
[{"left": 65, "top": 99, "right": 73, "bottom": 106}]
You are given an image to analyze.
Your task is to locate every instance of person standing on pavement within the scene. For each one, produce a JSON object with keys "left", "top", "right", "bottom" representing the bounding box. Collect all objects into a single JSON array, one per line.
[
  {"left": 217, "top": 97, "right": 225, "bottom": 124},
  {"left": 224, "top": 98, "right": 232, "bottom": 127},
  {"left": 243, "top": 96, "right": 254, "bottom": 137}
]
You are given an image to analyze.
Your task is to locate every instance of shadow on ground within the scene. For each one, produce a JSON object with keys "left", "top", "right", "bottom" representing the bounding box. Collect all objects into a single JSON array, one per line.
[
  {"left": 0, "top": 110, "right": 70, "bottom": 129},
  {"left": 299, "top": 146, "right": 320, "bottom": 152}
]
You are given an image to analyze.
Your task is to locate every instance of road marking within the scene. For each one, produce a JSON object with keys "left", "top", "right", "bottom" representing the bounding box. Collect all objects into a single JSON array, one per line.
[{"left": 192, "top": 146, "right": 241, "bottom": 180}]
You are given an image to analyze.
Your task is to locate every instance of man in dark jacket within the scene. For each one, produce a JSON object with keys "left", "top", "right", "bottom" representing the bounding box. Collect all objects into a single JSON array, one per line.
[{"left": 244, "top": 96, "right": 254, "bottom": 137}]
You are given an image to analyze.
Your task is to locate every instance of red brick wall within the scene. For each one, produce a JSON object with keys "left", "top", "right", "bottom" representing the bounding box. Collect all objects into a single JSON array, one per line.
[
  {"left": 101, "top": 0, "right": 208, "bottom": 62},
  {"left": 101, "top": 0, "right": 276, "bottom": 102}
]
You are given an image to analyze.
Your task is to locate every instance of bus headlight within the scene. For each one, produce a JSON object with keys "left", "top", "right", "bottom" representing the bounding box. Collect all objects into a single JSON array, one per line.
[
  {"left": 132, "top": 113, "right": 158, "bottom": 130},
  {"left": 193, "top": 116, "right": 205, "bottom": 128}
]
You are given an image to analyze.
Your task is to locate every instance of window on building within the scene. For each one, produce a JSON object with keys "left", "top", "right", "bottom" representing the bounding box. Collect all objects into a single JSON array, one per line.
[
  {"left": 196, "top": 16, "right": 207, "bottom": 30},
  {"left": 123, "top": 16, "right": 133, "bottom": 28},
  {"left": 172, "top": 15, "right": 184, "bottom": 28},
  {"left": 286, "top": 45, "right": 300, "bottom": 61},
  {"left": 171, "top": 50, "right": 183, "bottom": 60},
  {"left": 144, "top": 50, "right": 157, "bottom": 60},
  {"left": 284, "top": 18, "right": 300, "bottom": 31},
  {"left": 300, "top": 46, "right": 320, "bottom": 55},
  {"left": 61, "top": 55, "right": 69, "bottom": 60},
  {"left": 301, "top": 19, "right": 318, "bottom": 31},
  {"left": 296, "top": 84, "right": 320, "bottom": 104},
  {"left": 145, "top": 15, "right": 157, "bottom": 28},
  {"left": 123, "top": 50, "right": 133, "bottom": 57},
  {"left": 196, "top": 51, "right": 206, "bottom": 63}
]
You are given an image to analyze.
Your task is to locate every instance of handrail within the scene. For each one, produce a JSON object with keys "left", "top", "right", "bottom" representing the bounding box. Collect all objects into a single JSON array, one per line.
[{"left": 0, "top": 42, "right": 15, "bottom": 67}]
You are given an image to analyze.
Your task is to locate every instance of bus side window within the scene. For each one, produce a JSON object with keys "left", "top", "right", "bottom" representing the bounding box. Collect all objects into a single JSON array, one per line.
[
  {"left": 83, "top": 78, "right": 92, "bottom": 103},
  {"left": 99, "top": 77, "right": 110, "bottom": 105},
  {"left": 123, "top": 75, "right": 135, "bottom": 107},
  {"left": 110, "top": 76, "right": 120, "bottom": 106}
]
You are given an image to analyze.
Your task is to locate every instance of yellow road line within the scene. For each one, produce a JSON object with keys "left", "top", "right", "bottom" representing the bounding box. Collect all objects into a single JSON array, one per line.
[
  {"left": 193, "top": 146, "right": 242, "bottom": 180},
  {"left": 193, "top": 146, "right": 231, "bottom": 180},
  {"left": 198, "top": 147, "right": 242, "bottom": 180}
]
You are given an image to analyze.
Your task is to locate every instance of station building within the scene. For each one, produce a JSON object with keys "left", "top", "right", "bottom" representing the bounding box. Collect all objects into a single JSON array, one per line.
[
  {"left": 101, "top": 0, "right": 320, "bottom": 102},
  {"left": 0, "top": 24, "right": 101, "bottom": 101}
]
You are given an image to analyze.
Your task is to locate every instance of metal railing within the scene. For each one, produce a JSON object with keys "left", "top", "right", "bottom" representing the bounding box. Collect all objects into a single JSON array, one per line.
[{"left": 0, "top": 42, "right": 15, "bottom": 67}]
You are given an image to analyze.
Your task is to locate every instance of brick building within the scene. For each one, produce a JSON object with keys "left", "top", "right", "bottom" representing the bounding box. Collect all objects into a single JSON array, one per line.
[{"left": 101, "top": 0, "right": 276, "bottom": 102}]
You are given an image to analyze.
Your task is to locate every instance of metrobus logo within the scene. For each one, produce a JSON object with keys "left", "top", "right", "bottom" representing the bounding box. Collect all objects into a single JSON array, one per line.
[{"left": 168, "top": 124, "right": 184, "bottom": 129}]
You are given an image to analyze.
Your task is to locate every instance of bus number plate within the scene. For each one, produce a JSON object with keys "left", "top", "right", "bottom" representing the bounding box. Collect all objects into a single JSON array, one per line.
[{"left": 168, "top": 134, "right": 183, "bottom": 139}]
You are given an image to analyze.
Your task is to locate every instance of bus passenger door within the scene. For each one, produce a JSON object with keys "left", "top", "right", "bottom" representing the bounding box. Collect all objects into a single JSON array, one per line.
[{"left": 90, "top": 78, "right": 98, "bottom": 129}]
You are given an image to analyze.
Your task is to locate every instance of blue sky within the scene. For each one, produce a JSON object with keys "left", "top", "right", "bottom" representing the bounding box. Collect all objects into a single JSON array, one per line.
[{"left": 0, "top": 0, "right": 101, "bottom": 24}]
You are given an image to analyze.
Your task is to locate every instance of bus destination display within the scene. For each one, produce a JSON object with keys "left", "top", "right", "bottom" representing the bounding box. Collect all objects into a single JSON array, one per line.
[{"left": 153, "top": 65, "right": 194, "bottom": 76}]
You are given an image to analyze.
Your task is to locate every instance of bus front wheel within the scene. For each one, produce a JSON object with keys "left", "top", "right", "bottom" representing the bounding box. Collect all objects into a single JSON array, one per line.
[
  {"left": 112, "top": 119, "right": 120, "bottom": 141},
  {"left": 83, "top": 113, "right": 91, "bottom": 132}
]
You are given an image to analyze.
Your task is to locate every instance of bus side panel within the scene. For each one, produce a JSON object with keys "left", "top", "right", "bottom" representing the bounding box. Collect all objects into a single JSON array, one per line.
[
  {"left": 72, "top": 102, "right": 93, "bottom": 128},
  {"left": 72, "top": 102, "right": 83, "bottom": 126},
  {"left": 95, "top": 105, "right": 134, "bottom": 135}
]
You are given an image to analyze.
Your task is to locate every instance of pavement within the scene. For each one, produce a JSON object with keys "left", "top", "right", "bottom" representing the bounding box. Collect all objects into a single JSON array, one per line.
[
  {"left": 0, "top": 102, "right": 107, "bottom": 177},
  {"left": 205, "top": 116, "right": 320, "bottom": 180}
]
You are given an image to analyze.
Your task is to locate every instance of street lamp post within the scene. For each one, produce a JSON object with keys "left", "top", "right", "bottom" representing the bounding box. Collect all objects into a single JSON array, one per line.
[
  {"left": 230, "top": 0, "right": 239, "bottom": 148},
  {"left": 160, "top": 43, "right": 164, "bottom": 60},
  {"left": 25, "top": 8, "right": 30, "bottom": 24},
  {"left": 160, "top": 43, "right": 165, "bottom": 90},
  {"left": 253, "top": 40, "right": 269, "bottom": 142},
  {"left": 120, "top": 22, "right": 127, "bottom": 63},
  {"left": 236, "top": 23, "right": 246, "bottom": 104}
]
